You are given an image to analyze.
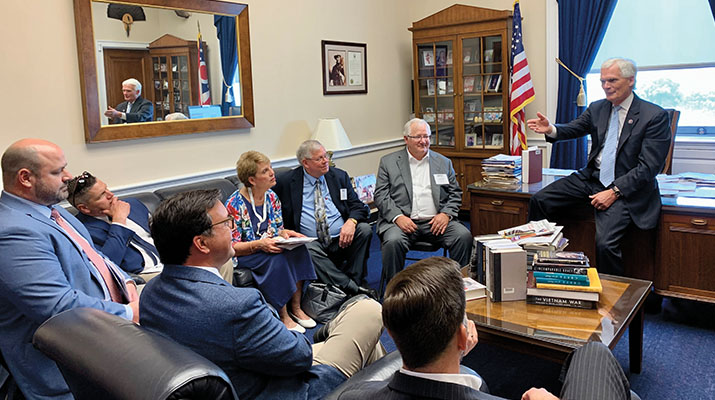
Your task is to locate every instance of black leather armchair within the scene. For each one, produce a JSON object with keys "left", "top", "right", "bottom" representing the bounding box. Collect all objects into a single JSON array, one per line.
[{"left": 32, "top": 308, "right": 237, "bottom": 400}]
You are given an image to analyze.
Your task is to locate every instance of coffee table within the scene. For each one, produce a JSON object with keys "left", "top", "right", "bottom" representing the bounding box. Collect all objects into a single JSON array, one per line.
[{"left": 465, "top": 274, "right": 651, "bottom": 373}]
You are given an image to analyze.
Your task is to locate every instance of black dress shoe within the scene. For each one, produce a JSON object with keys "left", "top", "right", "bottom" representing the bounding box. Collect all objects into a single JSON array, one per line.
[
  {"left": 313, "top": 293, "right": 369, "bottom": 343},
  {"left": 356, "top": 286, "right": 379, "bottom": 300}
]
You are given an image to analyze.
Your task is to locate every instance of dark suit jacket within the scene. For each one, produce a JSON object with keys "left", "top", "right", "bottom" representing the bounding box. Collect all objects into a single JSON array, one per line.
[
  {"left": 75, "top": 198, "right": 153, "bottom": 274},
  {"left": 110, "top": 96, "right": 154, "bottom": 124},
  {"left": 551, "top": 94, "right": 671, "bottom": 229},
  {"left": 0, "top": 192, "right": 131, "bottom": 399},
  {"left": 274, "top": 166, "right": 369, "bottom": 232},
  {"left": 338, "top": 371, "right": 501, "bottom": 400},
  {"left": 139, "top": 264, "right": 345, "bottom": 400},
  {"left": 374, "top": 149, "right": 462, "bottom": 236}
]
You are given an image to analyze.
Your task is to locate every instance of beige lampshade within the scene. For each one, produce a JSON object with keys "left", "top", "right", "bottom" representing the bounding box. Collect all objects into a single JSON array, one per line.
[{"left": 311, "top": 118, "right": 353, "bottom": 151}]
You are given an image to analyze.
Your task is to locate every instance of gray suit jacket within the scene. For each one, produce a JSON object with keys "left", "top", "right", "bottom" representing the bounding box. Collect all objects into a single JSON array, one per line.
[{"left": 374, "top": 148, "right": 462, "bottom": 235}]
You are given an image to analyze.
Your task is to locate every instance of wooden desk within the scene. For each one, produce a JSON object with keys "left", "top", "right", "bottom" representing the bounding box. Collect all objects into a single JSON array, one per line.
[
  {"left": 468, "top": 176, "right": 715, "bottom": 303},
  {"left": 466, "top": 274, "right": 651, "bottom": 373}
]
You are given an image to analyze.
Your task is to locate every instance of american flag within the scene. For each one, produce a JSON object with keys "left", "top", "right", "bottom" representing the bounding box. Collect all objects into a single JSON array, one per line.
[
  {"left": 509, "top": 0, "right": 535, "bottom": 155},
  {"left": 197, "top": 25, "right": 211, "bottom": 106}
]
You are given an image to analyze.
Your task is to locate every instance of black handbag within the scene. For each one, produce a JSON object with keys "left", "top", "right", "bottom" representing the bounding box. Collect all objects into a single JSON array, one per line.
[{"left": 300, "top": 282, "right": 348, "bottom": 324}]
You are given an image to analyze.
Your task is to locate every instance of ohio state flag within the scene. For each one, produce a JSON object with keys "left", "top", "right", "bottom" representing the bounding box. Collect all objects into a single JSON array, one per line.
[{"left": 197, "top": 29, "right": 211, "bottom": 105}]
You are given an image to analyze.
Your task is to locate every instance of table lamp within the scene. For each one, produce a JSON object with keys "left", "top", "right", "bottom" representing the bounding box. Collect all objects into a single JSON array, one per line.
[{"left": 311, "top": 118, "right": 353, "bottom": 166}]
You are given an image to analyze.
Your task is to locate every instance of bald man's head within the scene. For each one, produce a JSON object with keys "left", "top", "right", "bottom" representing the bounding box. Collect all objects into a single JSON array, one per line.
[{"left": 1, "top": 139, "right": 72, "bottom": 205}]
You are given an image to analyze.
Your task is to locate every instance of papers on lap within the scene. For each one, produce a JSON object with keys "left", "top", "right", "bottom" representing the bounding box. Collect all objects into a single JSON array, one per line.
[{"left": 272, "top": 237, "right": 317, "bottom": 250}]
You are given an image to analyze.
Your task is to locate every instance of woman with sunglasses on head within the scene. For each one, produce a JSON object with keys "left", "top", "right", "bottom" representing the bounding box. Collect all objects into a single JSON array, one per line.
[{"left": 225, "top": 151, "right": 317, "bottom": 332}]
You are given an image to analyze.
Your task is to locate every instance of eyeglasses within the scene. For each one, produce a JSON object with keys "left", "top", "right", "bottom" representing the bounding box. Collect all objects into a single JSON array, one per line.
[
  {"left": 67, "top": 171, "right": 93, "bottom": 205},
  {"left": 406, "top": 135, "right": 431, "bottom": 141},
  {"left": 212, "top": 217, "right": 236, "bottom": 230},
  {"left": 308, "top": 154, "right": 329, "bottom": 162}
]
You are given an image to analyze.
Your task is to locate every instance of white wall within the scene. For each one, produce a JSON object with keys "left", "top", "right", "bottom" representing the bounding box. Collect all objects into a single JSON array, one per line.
[{"left": 0, "top": 0, "right": 549, "bottom": 191}]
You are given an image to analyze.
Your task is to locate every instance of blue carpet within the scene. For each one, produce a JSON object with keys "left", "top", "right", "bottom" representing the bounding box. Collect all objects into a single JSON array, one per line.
[{"left": 308, "top": 224, "right": 715, "bottom": 399}]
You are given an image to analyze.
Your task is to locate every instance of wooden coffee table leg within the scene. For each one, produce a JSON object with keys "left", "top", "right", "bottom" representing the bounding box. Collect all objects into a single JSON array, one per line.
[{"left": 629, "top": 307, "right": 644, "bottom": 373}]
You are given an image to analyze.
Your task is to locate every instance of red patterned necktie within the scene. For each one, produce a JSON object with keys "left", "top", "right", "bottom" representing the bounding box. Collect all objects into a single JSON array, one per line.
[{"left": 50, "top": 208, "right": 125, "bottom": 303}]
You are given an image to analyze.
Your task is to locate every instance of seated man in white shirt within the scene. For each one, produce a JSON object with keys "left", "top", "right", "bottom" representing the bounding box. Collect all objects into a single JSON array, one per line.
[
  {"left": 338, "top": 257, "right": 632, "bottom": 400},
  {"left": 68, "top": 172, "right": 162, "bottom": 275}
]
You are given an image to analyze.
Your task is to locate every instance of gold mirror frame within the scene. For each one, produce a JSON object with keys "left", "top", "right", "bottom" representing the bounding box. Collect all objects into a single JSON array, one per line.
[{"left": 74, "top": 0, "right": 254, "bottom": 143}]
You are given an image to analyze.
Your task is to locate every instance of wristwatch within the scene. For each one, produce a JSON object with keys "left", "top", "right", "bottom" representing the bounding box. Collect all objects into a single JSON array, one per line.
[
  {"left": 611, "top": 186, "right": 623, "bottom": 198},
  {"left": 348, "top": 217, "right": 358, "bottom": 225}
]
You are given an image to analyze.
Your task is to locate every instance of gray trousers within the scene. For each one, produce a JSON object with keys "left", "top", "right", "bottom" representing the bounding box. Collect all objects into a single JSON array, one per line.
[
  {"left": 380, "top": 218, "right": 472, "bottom": 287},
  {"left": 305, "top": 222, "right": 372, "bottom": 292},
  {"left": 560, "top": 342, "right": 631, "bottom": 400}
]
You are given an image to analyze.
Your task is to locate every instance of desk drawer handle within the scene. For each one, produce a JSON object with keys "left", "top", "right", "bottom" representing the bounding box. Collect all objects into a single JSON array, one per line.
[
  {"left": 690, "top": 219, "right": 707, "bottom": 226},
  {"left": 490, "top": 200, "right": 504, "bottom": 206}
]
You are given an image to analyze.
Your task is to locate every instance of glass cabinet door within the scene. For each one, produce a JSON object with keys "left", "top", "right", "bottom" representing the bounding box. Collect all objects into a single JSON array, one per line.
[
  {"left": 462, "top": 37, "right": 482, "bottom": 149},
  {"left": 416, "top": 40, "right": 455, "bottom": 148},
  {"left": 152, "top": 56, "right": 169, "bottom": 121},
  {"left": 482, "top": 35, "right": 504, "bottom": 149},
  {"left": 171, "top": 55, "right": 190, "bottom": 115}
]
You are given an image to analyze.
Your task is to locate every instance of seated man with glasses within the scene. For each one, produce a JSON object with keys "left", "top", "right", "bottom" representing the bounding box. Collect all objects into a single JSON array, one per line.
[
  {"left": 274, "top": 140, "right": 376, "bottom": 299},
  {"left": 374, "top": 118, "right": 472, "bottom": 288},
  {"left": 67, "top": 171, "right": 162, "bottom": 275}
]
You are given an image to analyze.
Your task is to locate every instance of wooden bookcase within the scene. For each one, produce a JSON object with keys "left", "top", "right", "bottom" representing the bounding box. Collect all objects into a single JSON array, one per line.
[
  {"left": 410, "top": 5, "right": 512, "bottom": 208},
  {"left": 148, "top": 34, "right": 201, "bottom": 121}
]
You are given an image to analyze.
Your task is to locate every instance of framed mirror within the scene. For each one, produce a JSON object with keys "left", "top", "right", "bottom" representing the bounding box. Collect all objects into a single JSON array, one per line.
[{"left": 74, "top": 0, "right": 254, "bottom": 143}]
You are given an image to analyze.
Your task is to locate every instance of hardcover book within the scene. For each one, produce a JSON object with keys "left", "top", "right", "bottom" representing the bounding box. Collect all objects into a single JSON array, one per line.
[
  {"left": 521, "top": 146, "right": 543, "bottom": 183},
  {"left": 527, "top": 295, "right": 597, "bottom": 309},
  {"left": 464, "top": 277, "right": 487, "bottom": 301},
  {"left": 534, "top": 268, "right": 602, "bottom": 293},
  {"left": 487, "top": 246, "right": 527, "bottom": 302}
]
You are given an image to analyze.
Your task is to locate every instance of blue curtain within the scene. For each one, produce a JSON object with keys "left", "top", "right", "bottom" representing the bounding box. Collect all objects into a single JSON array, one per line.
[
  {"left": 551, "top": 0, "right": 618, "bottom": 169},
  {"left": 214, "top": 16, "right": 238, "bottom": 116}
]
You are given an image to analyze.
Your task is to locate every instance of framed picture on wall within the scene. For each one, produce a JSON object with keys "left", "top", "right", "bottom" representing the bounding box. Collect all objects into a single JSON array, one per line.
[{"left": 322, "top": 40, "right": 367, "bottom": 95}]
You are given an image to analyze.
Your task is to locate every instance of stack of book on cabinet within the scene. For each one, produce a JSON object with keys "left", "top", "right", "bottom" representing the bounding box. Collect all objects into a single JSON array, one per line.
[
  {"left": 481, "top": 154, "right": 521, "bottom": 189},
  {"left": 526, "top": 252, "right": 602, "bottom": 309}
]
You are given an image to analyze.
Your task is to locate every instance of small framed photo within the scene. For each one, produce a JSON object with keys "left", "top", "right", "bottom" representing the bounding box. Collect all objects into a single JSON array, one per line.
[
  {"left": 487, "top": 74, "right": 502, "bottom": 92},
  {"left": 491, "top": 134, "right": 504, "bottom": 147},
  {"left": 322, "top": 40, "right": 367, "bottom": 95},
  {"left": 426, "top": 79, "right": 435, "bottom": 96},
  {"left": 463, "top": 76, "right": 475, "bottom": 92},
  {"left": 446, "top": 50, "right": 453, "bottom": 65},
  {"left": 466, "top": 133, "right": 477, "bottom": 147},
  {"left": 463, "top": 47, "right": 473, "bottom": 63},
  {"left": 484, "top": 49, "right": 494, "bottom": 62},
  {"left": 423, "top": 50, "right": 434, "bottom": 67}
]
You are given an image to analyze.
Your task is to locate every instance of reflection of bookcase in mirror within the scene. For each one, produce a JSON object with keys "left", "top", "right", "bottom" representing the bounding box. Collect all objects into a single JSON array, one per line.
[
  {"left": 148, "top": 34, "right": 202, "bottom": 121},
  {"left": 410, "top": 5, "right": 512, "bottom": 208}
]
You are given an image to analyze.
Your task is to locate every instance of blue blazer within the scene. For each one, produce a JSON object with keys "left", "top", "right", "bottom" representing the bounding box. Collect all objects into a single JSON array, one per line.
[
  {"left": 139, "top": 264, "right": 345, "bottom": 400},
  {"left": 0, "top": 192, "right": 131, "bottom": 400},
  {"left": 551, "top": 94, "right": 671, "bottom": 229},
  {"left": 274, "top": 166, "right": 369, "bottom": 232},
  {"left": 76, "top": 198, "right": 153, "bottom": 274}
]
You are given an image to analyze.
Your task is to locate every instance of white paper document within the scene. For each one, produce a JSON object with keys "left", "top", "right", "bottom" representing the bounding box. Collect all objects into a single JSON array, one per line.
[{"left": 273, "top": 237, "right": 317, "bottom": 250}]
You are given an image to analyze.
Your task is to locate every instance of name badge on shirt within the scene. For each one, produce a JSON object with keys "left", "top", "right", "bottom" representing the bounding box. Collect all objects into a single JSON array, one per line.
[
  {"left": 434, "top": 174, "right": 449, "bottom": 185},
  {"left": 340, "top": 188, "right": 348, "bottom": 200}
]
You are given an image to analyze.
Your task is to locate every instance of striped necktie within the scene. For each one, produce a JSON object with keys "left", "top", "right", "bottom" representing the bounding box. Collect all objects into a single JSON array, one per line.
[{"left": 313, "top": 180, "right": 331, "bottom": 246}]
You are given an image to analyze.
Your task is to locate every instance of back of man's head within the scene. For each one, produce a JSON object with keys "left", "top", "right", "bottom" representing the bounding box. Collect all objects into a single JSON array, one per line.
[
  {"left": 383, "top": 256, "right": 465, "bottom": 369},
  {"left": 150, "top": 189, "right": 221, "bottom": 266}
]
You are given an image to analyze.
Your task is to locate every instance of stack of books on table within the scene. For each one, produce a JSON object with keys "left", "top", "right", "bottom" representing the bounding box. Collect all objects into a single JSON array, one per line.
[
  {"left": 481, "top": 154, "right": 522, "bottom": 189},
  {"left": 500, "top": 220, "right": 567, "bottom": 266},
  {"left": 526, "top": 252, "right": 602, "bottom": 309}
]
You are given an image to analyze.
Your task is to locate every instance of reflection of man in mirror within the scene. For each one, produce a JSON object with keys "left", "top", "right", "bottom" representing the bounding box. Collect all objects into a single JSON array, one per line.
[
  {"left": 105, "top": 78, "right": 154, "bottom": 124},
  {"left": 330, "top": 54, "right": 345, "bottom": 86}
]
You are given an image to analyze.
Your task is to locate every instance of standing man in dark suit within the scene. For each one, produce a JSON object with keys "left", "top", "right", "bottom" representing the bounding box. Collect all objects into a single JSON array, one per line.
[
  {"left": 374, "top": 118, "right": 472, "bottom": 287},
  {"left": 104, "top": 78, "right": 154, "bottom": 124},
  {"left": 527, "top": 58, "right": 671, "bottom": 276},
  {"left": 338, "top": 257, "right": 632, "bottom": 400},
  {"left": 67, "top": 172, "right": 162, "bottom": 275},
  {"left": 0, "top": 139, "right": 138, "bottom": 400},
  {"left": 140, "top": 189, "right": 386, "bottom": 400},
  {"left": 274, "top": 139, "right": 375, "bottom": 299}
]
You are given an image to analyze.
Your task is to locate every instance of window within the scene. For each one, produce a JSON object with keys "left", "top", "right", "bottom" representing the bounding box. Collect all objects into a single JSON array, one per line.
[{"left": 585, "top": 0, "right": 715, "bottom": 139}]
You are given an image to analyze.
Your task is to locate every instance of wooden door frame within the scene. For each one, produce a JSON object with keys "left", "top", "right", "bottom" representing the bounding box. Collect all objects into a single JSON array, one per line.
[{"left": 96, "top": 41, "right": 151, "bottom": 124}]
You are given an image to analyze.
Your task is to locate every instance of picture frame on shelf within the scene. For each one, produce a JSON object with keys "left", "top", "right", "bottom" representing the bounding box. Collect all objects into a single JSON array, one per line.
[
  {"left": 426, "top": 79, "right": 435, "bottom": 96},
  {"left": 322, "top": 40, "right": 367, "bottom": 95},
  {"left": 437, "top": 79, "right": 447, "bottom": 95},
  {"left": 446, "top": 50, "right": 453, "bottom": 65},
  {"left": 423, "top": 49, "right": 434, "bottom": 67},
  {"left": 466, "top": 133, "right": 477, "bottom": 147},
  {"left": 491, "top": 134, "right": 503, "bottom": 147},
  {"left": 435, "top": 46, "right": 448, "bottom": 76},
  {"left": 463, "top": 47, "right": 473, "bottom": 63},
  {"left": 487, "top": 74, "right": 502, "bottom": 92},
  {"left": 484, "top": 49, "right": 494, "bottom": 62},
  {"left": 463, "top": 76, "right": 475, "bottom": 92}
]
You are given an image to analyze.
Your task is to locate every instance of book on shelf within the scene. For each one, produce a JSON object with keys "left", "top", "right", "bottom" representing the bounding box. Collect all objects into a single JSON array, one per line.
[
  {"left": 534, "top": 277, "right": 589, "bottom": 286},
  {"left": 533, "top": 271, "right": 590, "bottom": 282},
  {"left": 486, "top": 246, "right": 527, "bottom": 302},
  {"left": 464, "top": 277, "right": 487, "bottom": 301},
  {"left": 527, "top": 295, "right": 597, "bottom": 309},
  {"left": 534, "top": 268, "right": 602, "bottom": 293}
]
